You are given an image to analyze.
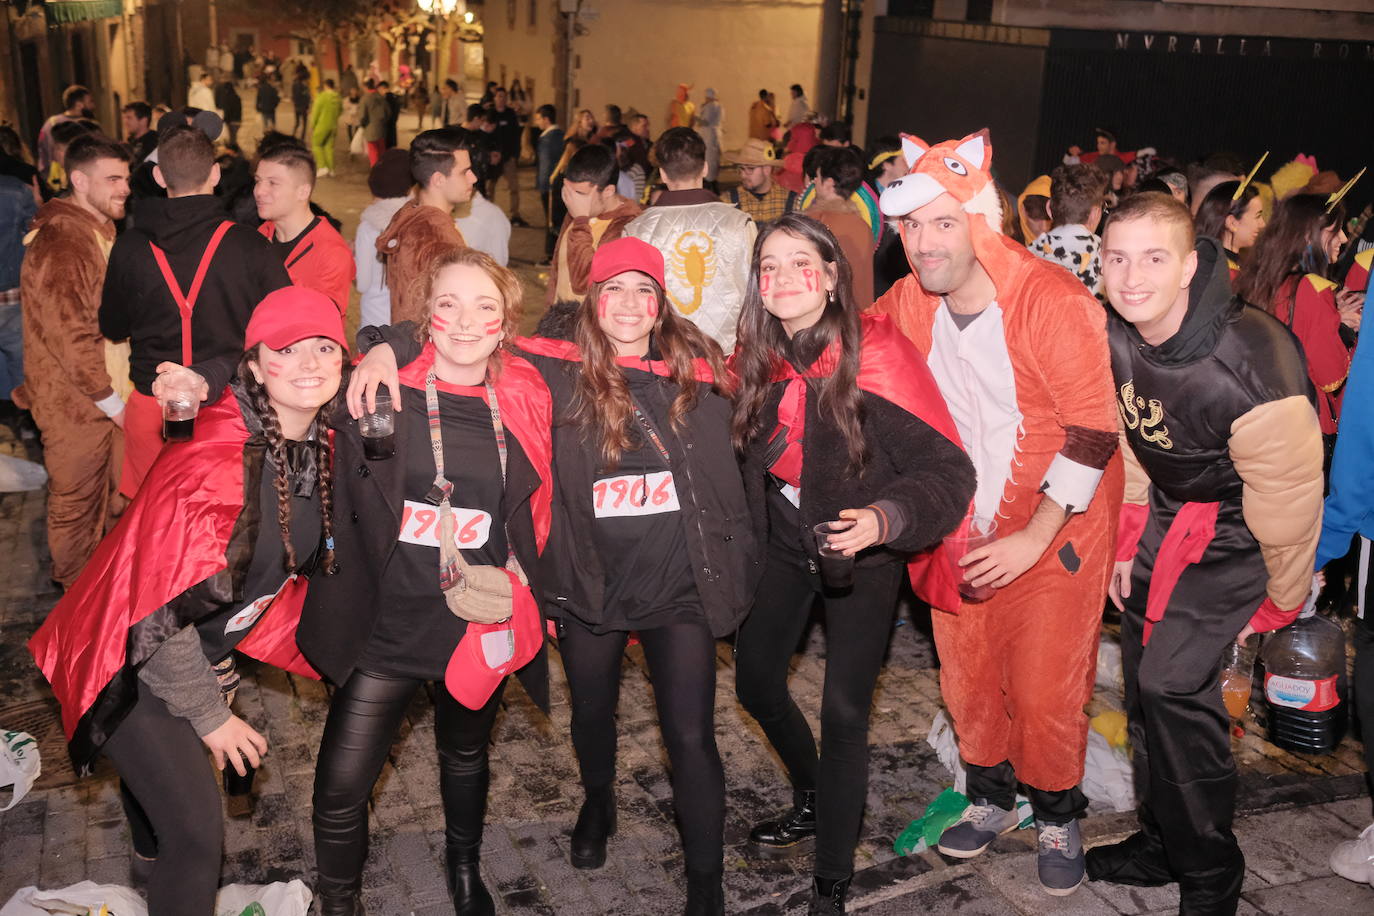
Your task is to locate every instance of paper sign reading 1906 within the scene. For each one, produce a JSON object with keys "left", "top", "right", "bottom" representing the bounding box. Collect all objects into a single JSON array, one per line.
[
  {"left": 592, "top": 471, "right": 680, "bottom": 518},
  {"left": 399, "top": 499, "right": 492, "bottom": 549}
]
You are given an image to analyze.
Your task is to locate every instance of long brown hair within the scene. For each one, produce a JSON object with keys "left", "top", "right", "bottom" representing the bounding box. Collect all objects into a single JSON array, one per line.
[
  {"left": 410, "top": 245, "right": 525, "bottom": 376},
  {"left": 731, "top": 213, "right": 867, "bottom": 473},
  {"left": 568, "top": 275, "right": 731, "bottom": 468},
  {"left": 237, "top": 350, "right": 348, "bottom": 575},
  {"left": 1236, "top": 193, "right": 1345, "bottom": 315}
]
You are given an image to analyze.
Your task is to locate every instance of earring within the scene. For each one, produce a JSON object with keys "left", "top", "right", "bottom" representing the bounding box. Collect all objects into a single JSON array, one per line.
[{"left": 828, "top": 289, "right": 836, "bottom": 304}]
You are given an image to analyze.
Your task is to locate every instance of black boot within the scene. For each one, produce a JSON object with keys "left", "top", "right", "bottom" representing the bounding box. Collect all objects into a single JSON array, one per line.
[
  {"left": 747, "top": 789, "right": 816, "bottom": 859},
  {"left": 1085, "top": 830, "right": 1173, "bottom": 887},
  {"left": 684, "top": 868, "right": 724, "bottom": 915},
  {"left": 446, "top": 852, "right": 495, "bottom": 916},
  {"left": 809, "top": 875, "right": 849, "bottom": 914},
  {"left": 570, "top": 787, "right": 617, "bottom": 869},
  {"left": 316, "top": 889, "right": 365, "bottom": 916}
]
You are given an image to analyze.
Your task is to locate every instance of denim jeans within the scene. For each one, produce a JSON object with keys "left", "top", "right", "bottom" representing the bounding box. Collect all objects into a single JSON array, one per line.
[{"left": 0, "top": 299, "right": 23, "bottom": 400}]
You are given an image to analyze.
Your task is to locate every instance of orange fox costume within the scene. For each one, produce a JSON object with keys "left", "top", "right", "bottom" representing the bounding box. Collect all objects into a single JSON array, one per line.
[{"left": 873, "top": 130, "right": 1123, "bottom": 798}]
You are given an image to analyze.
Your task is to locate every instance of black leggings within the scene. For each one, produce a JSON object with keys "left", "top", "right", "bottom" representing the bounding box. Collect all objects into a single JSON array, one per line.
[
  {"left": 103, "top": 681, "right": 224, "bottom": 915},
  {"left": 312, "top": 669, "right": 505, "bottom": 898},
  {"left": 560, "top": 616, "right": 725, "bottom": 872},
  {"left": 734, "top": 543, "right": 904, "bottom": 879}
]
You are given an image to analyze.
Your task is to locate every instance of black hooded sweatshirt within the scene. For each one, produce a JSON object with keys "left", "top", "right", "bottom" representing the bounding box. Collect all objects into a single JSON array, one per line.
[{"left": 100, "top": 194, "right": 290, "bottom": 399}]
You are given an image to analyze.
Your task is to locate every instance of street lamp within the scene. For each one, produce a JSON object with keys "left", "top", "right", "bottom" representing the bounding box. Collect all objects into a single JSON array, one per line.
[{"left": 416, "top": 0, "right": 460, "bottom": 92}]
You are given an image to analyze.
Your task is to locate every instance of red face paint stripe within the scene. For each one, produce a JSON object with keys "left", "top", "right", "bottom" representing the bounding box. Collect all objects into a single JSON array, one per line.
[
  {"left": 643, "top": 295, "right": 658, "bottom": 317},
  {"left": 483, "top": 319, "right": 502, "bottom": 335},
  {"left": 598, "top": 293, "right": 610, "bottom": 318},
  {"left": 759, "top": 274, "right": 771, "bottom": 294},
  {"left": 265, "top": 361, "right": 284, "bottom": 377},
  {"left": 430, "top": 314, "right": 449, "bottom": 331}
]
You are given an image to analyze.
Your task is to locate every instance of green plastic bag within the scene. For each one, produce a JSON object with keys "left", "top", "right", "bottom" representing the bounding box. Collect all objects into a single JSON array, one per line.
[{"left": 894, "top": 787, "right": 970, "bottom": 855}]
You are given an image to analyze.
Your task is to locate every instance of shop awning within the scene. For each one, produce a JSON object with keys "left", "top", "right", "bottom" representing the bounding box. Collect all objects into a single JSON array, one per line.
[{"left": 43, "top": 0, "right": 122, "bottom": 24}]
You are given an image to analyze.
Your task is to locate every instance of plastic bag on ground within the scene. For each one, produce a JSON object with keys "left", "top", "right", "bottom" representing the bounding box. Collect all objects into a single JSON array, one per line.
[
  {"left": 0, "top": 454, "right": 47, "bottom": 492},
  {"left": 0, "top": 729, "right": 40, "bottom": 811},
  {"left": 1096, "top": 635, "right": 1123, "bottom": 694},
  {"left": 1081, "top": 727, "right": 1136, "bottom": 812},
  {"left": 926, "top": 709, "right": 967, "bottom": 795},
  {"left": 1, "top": 879, "right": 312, "bottom": 916},
  {"left": 894, "top": 787, "right": 969, "bottom": 854}
]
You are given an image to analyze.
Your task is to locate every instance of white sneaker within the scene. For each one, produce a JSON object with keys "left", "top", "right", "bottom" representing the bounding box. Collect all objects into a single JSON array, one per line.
[{"left": 1329, "top": 821, "right": 1374, "bottom": 884}]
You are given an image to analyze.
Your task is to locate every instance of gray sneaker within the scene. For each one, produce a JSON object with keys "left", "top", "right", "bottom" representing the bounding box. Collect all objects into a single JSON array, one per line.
[
  {"left": 936, "top": 799, "right": 1020, "bottom": 858},
  {"left": 1036, "top": 819, "right": 1085, "bottom": 896}
]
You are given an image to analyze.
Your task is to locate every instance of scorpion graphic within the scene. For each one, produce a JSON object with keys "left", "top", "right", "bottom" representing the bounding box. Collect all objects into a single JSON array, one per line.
[{"left": 666, "top": 231, "right": 717, "bottom": 315}]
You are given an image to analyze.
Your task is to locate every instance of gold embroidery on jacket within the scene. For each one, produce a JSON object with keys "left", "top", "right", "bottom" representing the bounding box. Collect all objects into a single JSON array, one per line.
[
  {"left": 667, "top": 231, "right": 716, "bottom": 315},
  {"left": 1118, "top": 380, "right": 1173, "bottom": 449}
]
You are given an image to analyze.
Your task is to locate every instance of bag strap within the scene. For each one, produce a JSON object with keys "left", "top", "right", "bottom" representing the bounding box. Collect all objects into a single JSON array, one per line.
[
  {"left": 627, "top": 392, "right": 672, "bottom": 468},
  {"left": 149, "top": 221, "right": 233, "bottom": 366}
]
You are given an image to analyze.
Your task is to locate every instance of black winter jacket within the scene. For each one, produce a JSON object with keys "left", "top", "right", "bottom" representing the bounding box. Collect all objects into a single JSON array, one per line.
[
  {"left": 521, "top": 346, "right": 758, "bottom": 637},
  {"left": 743, "top": 382, "right": 975, "bottom": 568},
  {"left": 99, "top": 194, "right": 289, "bottom": 398},
  {"left": 297, "top": 397, "right": 550, "bottom": 710}
]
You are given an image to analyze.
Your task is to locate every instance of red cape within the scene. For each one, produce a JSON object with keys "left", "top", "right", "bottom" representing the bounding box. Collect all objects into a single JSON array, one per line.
[
  {"left": 761, "top": 314, "right": 969, "bottom": 610},
  {"left": 29, "top": 393, "right": 319, "bottom": 744},
  {"left": 258, "top": 219, "right": 356, "bottom": 315},
  {"left": 397, "top": 343, "right": 554, "bottom": 552}
]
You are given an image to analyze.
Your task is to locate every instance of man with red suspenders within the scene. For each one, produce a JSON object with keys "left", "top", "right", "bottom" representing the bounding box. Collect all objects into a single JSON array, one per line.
[
  {"left": 100, "top": 123, "right": 289, "bottom": 498},
  {"left": 253, "top": 139, "right": 355, "bottom": 315}
]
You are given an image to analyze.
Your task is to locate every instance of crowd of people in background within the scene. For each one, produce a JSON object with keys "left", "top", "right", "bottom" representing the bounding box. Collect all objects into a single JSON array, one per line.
[{"left": 2, "top": 63, "right": 1373, "bottom": 916}]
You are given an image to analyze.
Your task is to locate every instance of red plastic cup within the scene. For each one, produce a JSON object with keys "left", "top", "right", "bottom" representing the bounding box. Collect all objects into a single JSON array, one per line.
[{"left": 943, "top": 515, "right": 999, "bottom": 602}]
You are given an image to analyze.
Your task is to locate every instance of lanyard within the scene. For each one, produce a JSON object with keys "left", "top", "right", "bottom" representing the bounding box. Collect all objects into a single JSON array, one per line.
[
  {"left": 148, "top": 221, "right": 233, "bottom": 366},
  {"left": 629, "top": 397, "right": 672, "bottom": 468}
]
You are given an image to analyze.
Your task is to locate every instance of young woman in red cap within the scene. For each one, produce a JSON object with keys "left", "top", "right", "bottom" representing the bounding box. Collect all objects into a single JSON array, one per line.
[
  {"left": 300, "top": 247, "right": 554, "bottom": 916},
  {"left": 28, "top": 286, "right": 349, "bottom": 916},
  {"left": 730, "top": 213, "right": 974, "bottom": 914},
  {"left": 351, "top": 236, "right": 754, "bottom": 915}
]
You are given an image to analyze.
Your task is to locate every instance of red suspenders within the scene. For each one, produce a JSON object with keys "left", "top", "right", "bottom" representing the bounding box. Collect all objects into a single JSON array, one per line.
[{"left": 148, "top": 221, "right": 233, "bottom": 366}]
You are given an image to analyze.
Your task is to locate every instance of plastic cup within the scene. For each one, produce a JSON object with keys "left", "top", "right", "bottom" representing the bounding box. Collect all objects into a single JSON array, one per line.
[
  {"left": 161, "top": 392, "right": 199, "bottom": 442},
  {"left": 813, "top": 520, "right": 856, "bottom": 592},
  {"left": 943, "top": 516, "right": 999, "bottom": 602},
  {"left": 358, "top": 390, "right": 395, "bottom": 460},
  {"left": 1221, "top": 639, "right": 1257, "bottom": 721}
]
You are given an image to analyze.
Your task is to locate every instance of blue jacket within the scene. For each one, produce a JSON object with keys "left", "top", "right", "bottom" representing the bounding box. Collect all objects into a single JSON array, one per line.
[
  {"left": 1316, "top": 280, "right": 1374, "bottom": 568},
  {"left": 536, "top": 126, "right": 564, "bottom": 193},
  {"left": 0, "top": 175, "right": 36, "bottom": 291}
]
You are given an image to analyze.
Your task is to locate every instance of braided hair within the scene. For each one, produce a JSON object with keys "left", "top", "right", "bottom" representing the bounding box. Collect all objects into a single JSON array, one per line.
[{"left": 237, "top": 350, "right": 347, "bottom": 575}]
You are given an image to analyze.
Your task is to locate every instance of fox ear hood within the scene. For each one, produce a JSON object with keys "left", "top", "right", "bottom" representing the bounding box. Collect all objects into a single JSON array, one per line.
[{"left": 879, "top": 127, "right": 1000, "bottom": 231}]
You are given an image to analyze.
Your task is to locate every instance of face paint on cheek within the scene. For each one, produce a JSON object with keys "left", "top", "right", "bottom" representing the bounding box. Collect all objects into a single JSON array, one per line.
[
  {"left": 802, "top": 268, "right": 818, "bottom": 293},
  {"left": 598, "top": 293, "right": 610, "bottom": 318},
  {"left": 759, "top": 274, "right": 771, "bottom": 295},
  {"left": 430, "top": 314, "right": 449, "bottom": 333},
  {"left": 265, "top": 360, "right": 284, "bottom": 378},
  {"left": 643, "top": 295, "right": 658, "bottom": 317},
  {"left": 483, "top": 319, "right": 502, "bottom": 336}
]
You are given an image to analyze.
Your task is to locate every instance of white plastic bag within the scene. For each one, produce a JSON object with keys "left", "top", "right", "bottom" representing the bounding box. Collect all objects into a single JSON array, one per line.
[
  {"left": 215, "top": 880, "right": 312, "bottom": 916},
  {"left": 349, "top": 126, "right": 366, "bottom": 156},
  {"left": 0, "top": 454, "right": 47, "bottom": 492},
  {"left": 1, "top": 881, "right": 147, "bottom": 916},
  {"left": 0, "top": 729, "right": 40, "bottom": 811},
  {"left": 1081, "top": 728, "right": 1136, "bottom": 812},
  {"left": 1095, "top": 635, "right": 1123, "bottom": 694},
  {"left": 2, "top": 879, "right": 312, "bottom": 916},
  {"left": 926, "top": 709, "right": 967, "bottom": 795}
]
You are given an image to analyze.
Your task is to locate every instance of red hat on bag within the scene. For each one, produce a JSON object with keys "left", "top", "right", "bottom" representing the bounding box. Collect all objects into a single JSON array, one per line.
[
  {"left": 444, "top": 572, "right": 543, "bottom": 709},
  {"left": 245, "top": 286, "right": 350, "bottom": 351},
  {"left": 588, "top": 237, "right": 666, "bottom": 289}
]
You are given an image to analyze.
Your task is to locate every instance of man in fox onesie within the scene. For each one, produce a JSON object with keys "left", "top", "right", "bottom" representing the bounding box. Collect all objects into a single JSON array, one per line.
[{"left": 873, "top": 129, "right": 1123, "bottom": 896}]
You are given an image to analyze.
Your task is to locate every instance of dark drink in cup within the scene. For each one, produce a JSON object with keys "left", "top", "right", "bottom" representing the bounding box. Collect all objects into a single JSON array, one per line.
[
  {"left": 223, "top": 762, "right": 255, "bottom": 796},
  {"left": 363, "top": 432, "right": 396, "bottom": 460},
  {"left": 943, "top": 516, "right": 999, "bottom": 602},
  {"left": 813, "top": 521, "right": 856, "bottom": 593},
  {"left": 358, "top": 391, "right": 396, "bottom": 461},
  {"left": 162, "top": 392, "right": 199, "bottom": 442},
  {"left": 163, "top": 416, "right": 195, "bottom": 442}
]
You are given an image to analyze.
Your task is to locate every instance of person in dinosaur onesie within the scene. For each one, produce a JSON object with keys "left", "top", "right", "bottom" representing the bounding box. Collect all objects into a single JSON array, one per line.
[{"left": 872, "top": 129, "right": 1123, "bottom": 896}]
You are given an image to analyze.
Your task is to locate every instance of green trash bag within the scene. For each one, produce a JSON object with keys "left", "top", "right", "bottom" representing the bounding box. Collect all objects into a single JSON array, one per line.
[{"left": 894, "top": 787, "right": 970, "bottom": 855}]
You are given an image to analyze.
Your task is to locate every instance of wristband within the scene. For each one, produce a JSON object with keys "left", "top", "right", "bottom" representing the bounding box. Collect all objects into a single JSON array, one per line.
[{"left": 94, "top": 392, "right": 125, "bottom": 419}]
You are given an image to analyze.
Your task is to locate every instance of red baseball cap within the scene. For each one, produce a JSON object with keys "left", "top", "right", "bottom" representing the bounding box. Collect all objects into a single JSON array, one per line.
[
  {"left": 588, "top": 237, "right": 666, "bottom": 289},
  {"left": 245, "top": 286, "right": 350, "bottom": 352},
  {"left": 444, "top": 573, "right": 543, "bottom": 710}
]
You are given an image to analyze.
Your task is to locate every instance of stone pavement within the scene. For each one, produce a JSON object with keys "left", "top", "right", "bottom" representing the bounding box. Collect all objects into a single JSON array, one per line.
[{"left": 3, "top": 103, "right": 1374, "bottom": 915}]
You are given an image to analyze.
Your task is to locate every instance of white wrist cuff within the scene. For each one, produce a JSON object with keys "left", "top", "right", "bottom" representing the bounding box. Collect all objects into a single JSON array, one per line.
[
  {"left": 1040, "top": 453, "right": 1104, "bottom": 514},
  {"left": 94, "top": 392, "right": 125, "bottom": 418}
]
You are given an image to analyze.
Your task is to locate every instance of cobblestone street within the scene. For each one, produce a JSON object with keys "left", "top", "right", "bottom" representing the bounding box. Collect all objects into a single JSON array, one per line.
[{"left": 2, "top": 108, "right": 1374, "bottom": 915}]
